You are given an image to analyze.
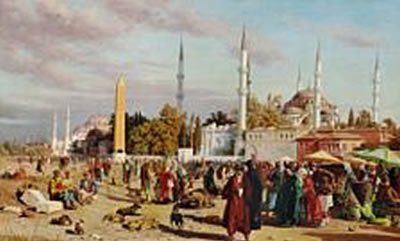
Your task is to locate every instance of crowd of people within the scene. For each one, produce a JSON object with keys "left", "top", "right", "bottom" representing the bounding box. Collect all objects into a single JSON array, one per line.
[
  {"left": 47, "top": 157, "right": 105, "bottom": 209},
  {"left": 15, "top": 153, "right": 400, "bottom": 241}
]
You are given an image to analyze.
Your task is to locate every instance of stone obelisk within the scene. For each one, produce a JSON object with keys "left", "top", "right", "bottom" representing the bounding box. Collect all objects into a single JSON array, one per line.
[{"left": 113, "top": 75, "right": 126, "bottom": 161}]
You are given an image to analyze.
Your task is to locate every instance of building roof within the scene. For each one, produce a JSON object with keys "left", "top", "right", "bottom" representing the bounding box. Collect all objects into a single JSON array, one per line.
[
  {"left": 283, "top": 88, "right": 337, "bottom": 115},
  {"left": 297, "top": 130, "right": 364, "bottom": 141}
]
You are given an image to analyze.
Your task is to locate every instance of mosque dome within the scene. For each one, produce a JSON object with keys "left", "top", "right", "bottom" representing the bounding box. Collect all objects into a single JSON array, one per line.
[{"left": 283, "top": 88, "right": 337, "bottom": 115}]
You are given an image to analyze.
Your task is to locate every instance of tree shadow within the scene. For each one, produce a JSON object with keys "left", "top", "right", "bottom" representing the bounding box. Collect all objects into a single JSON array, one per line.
[
  {"left": 158, "top": 224, "right": 227, "bottom": 241},
  {"left": 304, "top": 232, "right": 399, "bottom": 241}
]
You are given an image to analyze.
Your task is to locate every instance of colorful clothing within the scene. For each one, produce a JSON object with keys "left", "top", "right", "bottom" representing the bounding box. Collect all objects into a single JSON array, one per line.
[
  {"left": 303, "top": 176, "right": 322, "bottom": 225},
  {"left": 222, "top": 175, "right": 251, "bottom": 236},
  {"left": 276, "top": 174, "right": 303, "bottom": 226},
  {"left": 244, "top": 164, "right": 263, "bottom": 230}
]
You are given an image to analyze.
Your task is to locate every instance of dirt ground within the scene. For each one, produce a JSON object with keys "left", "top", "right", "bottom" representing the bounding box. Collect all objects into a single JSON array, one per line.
[{"left": 0, "top": 164, "right": 400, "bottom": 241}]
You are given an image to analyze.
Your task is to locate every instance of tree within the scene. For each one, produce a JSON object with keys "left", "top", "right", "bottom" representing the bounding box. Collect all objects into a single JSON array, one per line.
[
  {"left": 388, "top": 128, "right": 400, "bottom": 150},
  {"left": 247, "top": 95, "right": 286, "bottom": 129},
  {"left": 266, "top": 93, "right": 283, "bottom": 110},
  {"left": 383, "top": 118, "right": 397, "bottom": 135},
  {"left": 178, "top": 121, "right": 188, "bottom": 148},
  {"left": 203, "top": 111, "right": 235, "bottom": 126},
  {"left": 129, "top": 104, "right": 184, "bottom": 155},
  {"left": 348, "top": 108, "right": 355, "bottom": 127},
  {"left": 193, "top": 116, "right": 202, "bottom": 154},
  {"left": 355, "top": 110, "right": 374, "bottom": 128},
  {"left": 188, "top": 114, "right": 195, "bottom": 148}
]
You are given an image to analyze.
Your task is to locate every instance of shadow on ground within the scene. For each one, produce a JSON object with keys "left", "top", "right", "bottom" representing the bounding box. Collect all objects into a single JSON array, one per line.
[
  {"left": 158, "top": 224, "right": 226, "bottom": 241},
  {"left": 183, "top": 214, "right": 223, "bottom": 226},
  {"left": 304, "top": 232, "right": 399, "bottom": 241},
  {"left": 359, "top": 225, "right": 400, "bottom": 236}
]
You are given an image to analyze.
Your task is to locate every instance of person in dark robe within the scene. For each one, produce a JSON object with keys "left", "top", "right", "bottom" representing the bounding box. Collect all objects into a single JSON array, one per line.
[
  {"left": 267, "top": 162, "right": 284, "bottom": 217},
  {"left": 222, "top": 167, "right": 251, "bottom": 241},
  {"left": 276, "top": 163, "right": 303, "bottom": 226},
  {"left": 244, "top": 157, "right": 263, "bottom": 230},
  {"left": 203, "top": 166, "right": 218, "bottom": 195},
  {"left": 36, "top": 158, "right": 44, "bottom": 173}
]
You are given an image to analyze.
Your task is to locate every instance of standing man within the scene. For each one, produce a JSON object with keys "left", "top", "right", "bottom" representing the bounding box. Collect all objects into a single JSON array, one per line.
[
  {"left": 267, "top": 161, "right": 285, "bottom": 217},
  {"left": 222, "top": 166, "right": 250, "bottom": 241},
  {"left": 244, "top": 154, "right": 263, "bottom": 230}
]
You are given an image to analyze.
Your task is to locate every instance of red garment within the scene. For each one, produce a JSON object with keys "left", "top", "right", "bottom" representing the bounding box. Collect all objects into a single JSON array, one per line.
[
  {"left": 222, "top": 176, "right": 251, "bottom": 236},
  {"left": 303, "top": 176, "right": 322, "bottom": 224},
  {"left": 159, "top": 171, "right": 174, "bottom": 202}
]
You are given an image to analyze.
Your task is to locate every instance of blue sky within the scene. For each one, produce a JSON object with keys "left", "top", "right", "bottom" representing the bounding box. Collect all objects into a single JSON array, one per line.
[{"left": 0, "top": 0, "right": 399, "bottom": 142}]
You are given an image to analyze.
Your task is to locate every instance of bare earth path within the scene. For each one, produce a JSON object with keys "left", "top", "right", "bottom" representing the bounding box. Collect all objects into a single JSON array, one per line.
[{"left": 0, "top": 175, "right": 399, "bottom": 241}]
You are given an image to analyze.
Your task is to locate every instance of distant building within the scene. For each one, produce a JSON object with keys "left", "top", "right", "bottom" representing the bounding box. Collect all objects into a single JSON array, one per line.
[
  {"left": 81, "top": 128, "right": 112, "bottom": 156},
  {"left": 341, "top": 127, "right": 392, "bottom": 148},
  {"left": 245, "top": 127, "right": 307, "bottom": 161},
  {"left": 200, "top": 123, "right": 236, "bottom": 156},
  {"left": 296, "top": 129, "right": 365, "bottom": 162},
  {"left": 282, "top": 87, "right": 339, "bottom": 128},
  {"left": 72, "top": 115, "right": 111, "bottom": 142}
]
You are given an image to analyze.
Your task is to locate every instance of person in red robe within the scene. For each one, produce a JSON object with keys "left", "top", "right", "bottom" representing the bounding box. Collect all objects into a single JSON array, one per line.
[
  {"left": 303, "top": 174, "right": 322, "bottom": 226},
  {"left": 159, "top": 167, "right": 175, "bottom": 203},
  {"left": 222, "top": 167, "right": 251, "bottom": 241}
]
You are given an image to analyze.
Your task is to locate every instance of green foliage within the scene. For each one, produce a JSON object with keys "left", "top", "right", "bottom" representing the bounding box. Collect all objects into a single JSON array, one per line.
[
  {"left": 388, "top": 128, "right": 400, "bottom": 150},
  {"left": 355, "top": 109, "right": 374, "bottom": 128},
  {"left": 203, "top": 111, "right": 235, "bottom": 126},
  {"left": 348, "top": 108, "right": 355, "bottom": 127},
  {"left": 128, "top": 104, "right": 184, "bottom": 155},
  {"left": 247, "top": 94, "right": 286, "bottom": 129},
  {"left": 178, "top": 121, "right": 188, "bottom": 148},
  {"left": 188, "top": 114, "right": 195, "bottom": 148},
  {"left": 383, "top": 118, "right": 397, "bottom": 135},
  {"left": 193, "top": 116, "right": 202, "bottom": 155}
]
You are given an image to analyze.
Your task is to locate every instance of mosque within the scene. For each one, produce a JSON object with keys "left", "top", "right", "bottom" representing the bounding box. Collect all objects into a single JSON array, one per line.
[
  {"left": 54, "top": 27, "right": 383, "bottom": 162},
  {"left": 198, "top": 29, "right": 382, "bottom": 161}
]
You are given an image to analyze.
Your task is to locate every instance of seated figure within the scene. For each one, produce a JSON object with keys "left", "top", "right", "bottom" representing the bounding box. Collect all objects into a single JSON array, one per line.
[
  {"left": 48, "top": 170, "right": 77, "bottom": 209},
  {"left": 376, "top": 174, "right": 400, "bottom": 209},
  {"left": 78, "top": 172, "right": 99, "bottom": 204}
]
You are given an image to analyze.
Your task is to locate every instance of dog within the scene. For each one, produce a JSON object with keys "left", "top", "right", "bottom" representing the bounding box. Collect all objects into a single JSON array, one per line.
[
  {"left": 50, "top": 214, "right": 73, "bottom": 226},
  {"left": 66, "top": 219, "right": 85, "bottom": 235},
  {"left": 170, "top": 203, "right": 184, "bottom": 229}
]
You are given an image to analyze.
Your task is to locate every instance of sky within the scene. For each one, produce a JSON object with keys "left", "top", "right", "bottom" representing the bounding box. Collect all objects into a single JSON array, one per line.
[{"left": 0, "top": 0, "right": 399, "bottom": 142}]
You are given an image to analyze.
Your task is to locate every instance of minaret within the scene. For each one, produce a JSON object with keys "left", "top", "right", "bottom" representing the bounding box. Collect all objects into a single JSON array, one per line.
[
  {"left": 51, "top": 111, "right": 58, "bottom": 153},
  {"left": 238, "top": 26, "right": 249, "bottom": 133},
  {"left": 176, "top": 37, "right": 185, "bottom": 112},
  {"left": 296, "top": 65, "right": 302, "bottom": 93},
  {"left": 313, "top": 42, "right": 322, "bottom": 131},
  {"left": 63, "top": 104, "right": 70, "bottom": 155},
  {"left": 246, "top": 55, "right": 251, "bottom": 108},
  {"left": 372, "top": 53, "right": 381, "bottom": 124},
  {"left": 114, "top": 75, "right": 126, "bottom": 156}
]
